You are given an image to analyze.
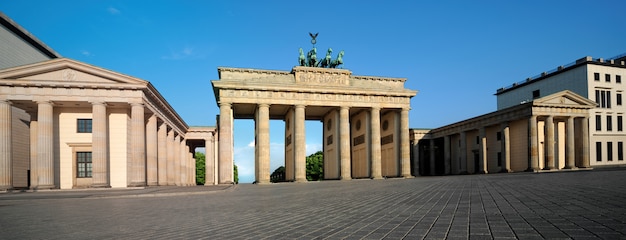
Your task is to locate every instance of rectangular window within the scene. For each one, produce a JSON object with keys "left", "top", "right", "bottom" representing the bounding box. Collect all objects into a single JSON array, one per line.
[
  {"left": 617, "top": 93, "right": 622, "bottom": 106},
  {"left": 607, "top": 142, "right": 613, "bottom": 161},
  {"left": 77, "top": 119, "right": 92, "bottom": 133},
  {"left": 601, "top": 91, "right": 606, "bottom": 108},
  {"left": 618, "top": 116, "right": 623, "bottom": 131},
  {"left": 596, "top": 142, "right": 602, "bottom": 161},
  {"left": 607, "top": 115, "right": 613, "bottom": 131},
  {"left": 619, "top": 142, "right": 624, "bottom": 161},
  {"left": 596, "top": 115, "right": 602, "bottom": 131},
  {"left": 532, "top": 90, "right": 540, "bottom": 99},
  {"left": 77, "top": 152, "right": 92, "bottom": 178},
  {"left": 608, "top": 91, "right": 612, "bottom": 108},
  {"left": 596, "top": 90, "right": 612, "bottom": 108},
  {"left": 594, "top": 72, "right": 600, "bottom": 81},
  {"left": 618, "top": 75, "right": 622, "bottom": 83},
  {"left": 606, "top": 74, "right": 611, "bottom": 82},
  {"left": 595, "top": 90, "right": 600, "bottom": 105}
]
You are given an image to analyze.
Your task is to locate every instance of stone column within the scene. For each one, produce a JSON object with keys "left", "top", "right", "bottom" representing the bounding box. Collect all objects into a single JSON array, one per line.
[
  {"left": 544, "top": 115, "right": 555, "bottom": 170},
  {"left": 478, "top": 127, "right": 487, "bottom": 174},
  {"left": 339, "top": 106, "right": 351, "bottom": 180},
  {"left": 174, "top": 134, "right": 181, "bottom": 186},
  {"left": 129, "top": 103, "right": 146, "bottom": 187},
  {"left": 255, "top": 104, "right": 270, "bottom": 184},
  {"left": 580, "top": 117, "right": 590, "bottom": 168},
  {"left": 443, "top": 135, "right": 451, "bottom": 175},
  {"left": 501, "top": 124, "right": 511, "bottom": 172},
  {"left": 400, "top": 108, "right": 412, "bottom": 178},
  {"left": 36, "top": 101, "right": 54, "bottom": 189},
  {"left": 91, "top": 101, "right": 109, "bottom": 188},
  {"left": 218, "top": 102, "right": 233, "bottom": 184},
  {"left": 459, "top": 131, "right": 467, "bottom": 174},
  {"left": 429, "top": 139, "right": 435, "bottom": 175},
  {"left": 29, "top": 113, "right": 38, "bottom": 188},
  {"left": 166, "top": 129, "right": 175, "bottom": 185},
  {"left": 370, "top": 107, "right": 382, "bottom": 179},
  {"left": 450, "top": 135, "right": 460, "bottom": 175},
  {"left": 179, "top": 138, "right": 187, "bottom": 186},
  {"left": 204, "top": 134, "right": 215, "bottom": 185},
  {"left": 157, "top": 123, "right": 167, "bottom": 185},
  {"left": 565, "top": 117, "right": 576, "bottom": 169},
  {"left": 294, "top": 105, "right": 307, "bottom": 182},
  {"left": 0, "top": 100, "right": 12, "bottom": 190},
  {"left": 529, "top": 115, "right": 540, "bottom": 171},
  {"left": 146, "top": 115, "right": 158, "bottom": 186}
]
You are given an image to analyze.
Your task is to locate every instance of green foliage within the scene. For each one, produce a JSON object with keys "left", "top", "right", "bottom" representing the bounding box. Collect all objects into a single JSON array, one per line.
[
  {"left": 234, "top": 164, "right": 239, "bottom": 184},
  {"left": 195, "top": 152, "right": 205, "bottom": 185},
  {"left": 306, "top": 151, "right": 324, "bottom": 181},
  {"left": 270, "top": 166, "right": 286, "bottom": 183}
]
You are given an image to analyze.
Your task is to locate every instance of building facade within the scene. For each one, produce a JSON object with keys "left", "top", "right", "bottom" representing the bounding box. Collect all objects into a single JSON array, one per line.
[{"left": 496, "top": 55, "right": 626, "bottom": 165}]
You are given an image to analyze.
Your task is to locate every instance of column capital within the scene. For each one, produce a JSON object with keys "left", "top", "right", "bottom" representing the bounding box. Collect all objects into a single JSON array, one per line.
[
  {"left": 35, "top": 100, "right": 53, "bottom": 106},
  {"left": 371, "top": 106, "right": 381, "bottom": 111},
  {"left": 0, "top": 99, "right": 12, "bottom": 105},
  {"left": 258, "top": 103, "right": 271, "bottom": 108},
  {"left": 130, "top": 102, "right": 144, "bottom": 107},
  {"left": 219, "top": 101, "right": 232, "bottom": 108},
  {"left": 90, "top": 100, "right": 107, "bottom": 106},
  {"left": 295, "top": 104, "right": 306, "bottom": 109}
]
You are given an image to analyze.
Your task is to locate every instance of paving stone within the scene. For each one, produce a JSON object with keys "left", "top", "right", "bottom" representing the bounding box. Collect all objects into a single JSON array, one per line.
[{"left": 1, "top": 169, "right": 626, "bottom": 239}]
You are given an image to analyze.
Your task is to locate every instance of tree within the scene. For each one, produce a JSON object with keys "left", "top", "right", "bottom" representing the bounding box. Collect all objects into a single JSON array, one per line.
[
  {"left": 234, "top": 164, "right": 239, "bottom": 184},
  {"left": 270, "top": 166, "right": 286, "bottom": 183},
  {"left": 306, "top": 151, "right": 324, "bottom": 181},
  {"left": 195, "top": 152, "right": 205, "bottom": 185}
]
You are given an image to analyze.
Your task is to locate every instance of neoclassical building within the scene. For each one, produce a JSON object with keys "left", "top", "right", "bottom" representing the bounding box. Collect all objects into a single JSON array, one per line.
[{"left": 212, "top": 67, "right": 417, "bottom": 183}]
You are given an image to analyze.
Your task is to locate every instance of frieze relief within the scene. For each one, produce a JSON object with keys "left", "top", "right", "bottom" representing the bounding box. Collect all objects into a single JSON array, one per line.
[{"left": 296, "top": 72, "right": 349, "bottom": 86}]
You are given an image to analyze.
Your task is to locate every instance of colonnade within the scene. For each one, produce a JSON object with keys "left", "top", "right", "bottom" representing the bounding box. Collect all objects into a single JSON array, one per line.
[
  {"left": 422, "top": 113, "right": 590, "bottom": 176},
  {"left": 0, "top": 100, "right": 198, "bottom": 190}
]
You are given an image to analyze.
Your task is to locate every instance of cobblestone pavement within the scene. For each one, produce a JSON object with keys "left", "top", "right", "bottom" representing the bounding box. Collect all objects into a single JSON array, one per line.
[{"left": 1, "top": 169, "right": 626, "bottom": 240}]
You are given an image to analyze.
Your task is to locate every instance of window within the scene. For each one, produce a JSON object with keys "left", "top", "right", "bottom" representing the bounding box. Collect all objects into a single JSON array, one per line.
[
  {"left": 497, "top": 152, "right": 502, "bottom": 167},
  {"left": 77, "top": 152, "right": 92, "bottom": 178},
  {"left": 594, "top": 72, "right": 600, "bottom": 81},
  {"left": 77, "top": 119, "right": 92, "bottom": 133},
  {"left": 532, "top": 90, "right": 540, "bottom": 99},
  {"left": 618, "top": 75, "right": 622, "bottom": 83},
  {"left": 607, "top": 142, "right": 613, "bottom": 161},
  {"left": 617, "top": 93, "right": 622, "bottom": 106},
  {"left": 595, "top": 90, "right": 612, "bottom": 108},
  {"left": 619, "top": 142, "right": 624, "bottom": 161},
  {"left": 606, "top": 74, "right": 611, "bottom": 82},
  {"left": 596, "top": 115, "right": 602, "bottom": 131},
  {"left": 476, "top": 136, "right": 479, "bottom": 144},
  {"left": 619, "top": 116, "right": 623, "bottom": 131},
  {"left": 607, "top": 116, "right": 613, "bottom": 131},
  {"left": 596, "top": 142, "right": 602, "bottom": 161}
]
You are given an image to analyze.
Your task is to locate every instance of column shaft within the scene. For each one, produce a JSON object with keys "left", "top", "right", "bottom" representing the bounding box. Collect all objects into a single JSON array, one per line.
[
  {"left": 529, "top": 115, "right": 539, "bottom": 171},
  {"left": 502, "top": 124, "right": 511, "bottom": 172},
  {"left": 0, "top": 100, "right": 12, "bottom": 190},
  {"left": 174, "top": 135, "right": 181, "bottom": 186},
  {"left": 581, "top": 117, "right": 590, "bottom": 168},
  {"left": 429, "top": 139, "right": 435, "bottom": 175},
  {"left": 204, "top": 135, "right": 215, "bottom": 185},
  {"left": 478, "top": 127, "right": 487, "bottom": 174},
  {"left": 565, "top": 117, "right": 576, "bottom": 169},
  {"left": 157, "top": 123, "right": 167, "bottom": 185},
  {"left": 91, "top": 102, "right": 109, "bottom": 187},
  {"left": 400, "top": 108, "right": 412, "bottom": 178},
  {"left": 218, "top": 102, "right": 234, "bottom": 184},
  {"left": 255, "top": 104, "right": 270, "bottom": 184},
  {"left": 459, "top": 131, "right": 467, "bottom": 174},
  {"left": 146, "top": 115, "right": 158, "bottom": 186},
  {"left": 294, "top": 105, "right": 307, "bottom": 182},
  {"left": 36, "top": 101, "right": 54, "bottom": 189},
  {"left": 166, "top": 130, "right": 175, "bottom": 185},
  {"left": 370, "top": 107, "right": 382, "bottom": 179},
  {"left": 179, "top": 138, "right": 187, "bottom": 186},
  {"left": 339, "top": 106, "right": 351, "bottom": 180},
  {"left": 29, "top": 116, "right": 38, "bottom": 188},
  {"left": 544, "top": 116, "right": 555, "bottom": 170},
  {"left": 129, "top": 103, "right": 146, "bottom": 187},
  {"left": 444, "top": 135, "right": 451, "bottom": 175}
]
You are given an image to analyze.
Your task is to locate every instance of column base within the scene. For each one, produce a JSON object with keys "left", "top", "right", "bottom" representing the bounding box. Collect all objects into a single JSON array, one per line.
[
  {"left": 147, "top": 182, "right": 159, "bottom": 186},
  {"left": 0, "top": 185, "right": 12, "bottom": 191},
  {"left": 403, "top": 175, "right": 415, "bottom": 179},
  {"left": 340, "top": 177, "right": 352, "bottom": 181},
  {"left": 295, "top": 178, "right": 307, "bottom": 183},
  {"left": 372, "top": 176, "right": 383, "bottom": 180},
  {"left": 478, "top": 170, "right": 488, "bottom": 174},
  {"left": 563, "top": 166, "right": 578, "bottom": 170},
  {"left": 128, "top": 183, "right": 146, "bottom": 187},
  {"left": 499, "top": 169, "right": 512, "bottom": 173},
  {"left": 32, "top": 184, "right": 56, "bottom": 190}
]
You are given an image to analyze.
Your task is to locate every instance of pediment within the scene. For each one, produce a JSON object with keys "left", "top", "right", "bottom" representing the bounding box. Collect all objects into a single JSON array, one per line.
[
  {"left": 0, "top": 58, "right": 147, "bottom": 86},
  {"left": 533, "top": 90, "right": 597, "bottom": 108}
]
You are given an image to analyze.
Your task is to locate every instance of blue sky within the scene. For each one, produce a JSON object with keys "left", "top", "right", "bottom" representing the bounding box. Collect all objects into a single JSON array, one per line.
[{"left": 2, "top": 1, "right": 625, "bottom": 183}]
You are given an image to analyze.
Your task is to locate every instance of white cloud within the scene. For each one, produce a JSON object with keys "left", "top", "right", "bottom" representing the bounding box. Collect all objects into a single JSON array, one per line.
[
  {"left": 107, "top": 7, "right": 121, "bottom": 15},
  {"left": 247, "top": 140, "right": 255, "bottom": 148},
  {"left": 81, "top": 50, "right": 93, "bottom": 57},
  {"left": 161, "top": 46, "right": 197, "bottom": 60}
]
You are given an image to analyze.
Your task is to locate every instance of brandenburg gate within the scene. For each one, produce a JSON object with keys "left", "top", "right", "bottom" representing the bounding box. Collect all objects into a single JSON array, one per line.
[{"left": 211, "top": 66, "right": 417, "bottom": 184}]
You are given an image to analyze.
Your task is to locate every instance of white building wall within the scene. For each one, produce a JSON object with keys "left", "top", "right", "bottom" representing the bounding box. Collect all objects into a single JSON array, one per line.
[
  {"left": 497, "top": 66, "right": 589, "bottom": 110},
  {"left": 109, "top": 108, "right": 129, "bottom": 188},
  {"left": 56, "top": 108, "right": 92, "bottom": 189}
]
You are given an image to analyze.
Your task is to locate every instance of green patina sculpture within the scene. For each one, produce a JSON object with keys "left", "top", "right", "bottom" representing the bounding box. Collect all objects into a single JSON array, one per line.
[{"left": 298, "top": 33, "right": 344, "bottom": 68}]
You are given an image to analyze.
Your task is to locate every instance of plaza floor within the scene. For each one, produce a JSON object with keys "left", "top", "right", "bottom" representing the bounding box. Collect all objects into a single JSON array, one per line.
[{"left": 1, "top": 169, "right": 626, "bottom": 239}]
